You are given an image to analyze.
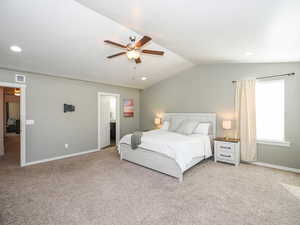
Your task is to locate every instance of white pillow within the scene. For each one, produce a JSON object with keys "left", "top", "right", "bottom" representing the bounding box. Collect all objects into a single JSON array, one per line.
[
  {"left": 168, "top": 118, "right": 184, "bottom": 132},
  {"left": 176, "top": 120, "right": 199, "bottom": 135},
  {"left": 160, "top": 121, "right": 170, "bottom": 130},
  {"left": 193, "top": 123, "right": 210, "bottom": 135}
]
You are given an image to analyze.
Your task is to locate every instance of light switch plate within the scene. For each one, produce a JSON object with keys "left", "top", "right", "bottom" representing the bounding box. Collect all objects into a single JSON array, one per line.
[{"left": 26, "top": 120, "right": 35, "bottom": 125}]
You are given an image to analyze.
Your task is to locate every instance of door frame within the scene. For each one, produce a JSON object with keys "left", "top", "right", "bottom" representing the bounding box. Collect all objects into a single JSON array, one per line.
[
  {"left": 0, "top": 81, "right": 26, "bottom": 167},
  {"left": 98, "top": 92, "right": 120, "bottom": 150}
]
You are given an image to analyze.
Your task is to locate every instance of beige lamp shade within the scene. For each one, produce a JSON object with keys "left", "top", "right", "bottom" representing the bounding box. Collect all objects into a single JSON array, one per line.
[
  {"left": 222, "top": 120, "right": 232, "bottom": 130},
  {"left": 154, "top": 117, "right": 161, "bottom": 125}
]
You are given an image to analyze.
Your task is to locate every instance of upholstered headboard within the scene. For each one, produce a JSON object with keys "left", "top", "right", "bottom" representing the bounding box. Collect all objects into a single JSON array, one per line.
[{"left": 163, "top": 113, "right": 217, "bottom": 138}]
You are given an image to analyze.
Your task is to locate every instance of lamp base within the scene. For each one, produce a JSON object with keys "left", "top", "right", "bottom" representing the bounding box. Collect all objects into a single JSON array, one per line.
[{"left": 224, "top": 135, "right": 229, "bottom": 140}]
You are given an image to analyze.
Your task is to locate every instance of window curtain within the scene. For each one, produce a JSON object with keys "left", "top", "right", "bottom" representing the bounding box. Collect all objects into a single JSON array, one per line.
[{"left": 234, "top": 80, "right": 257, "bottom": 161}]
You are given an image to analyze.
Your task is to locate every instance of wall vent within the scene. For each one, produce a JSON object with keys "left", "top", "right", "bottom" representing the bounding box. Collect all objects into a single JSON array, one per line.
[{"left": 15, "top": 74, "right": 26, "bottom": 83}]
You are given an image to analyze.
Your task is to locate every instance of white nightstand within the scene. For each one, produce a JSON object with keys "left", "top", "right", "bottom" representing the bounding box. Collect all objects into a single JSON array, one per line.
[{"left": 214, "top": 137, "right": 240, "bottom": 166}]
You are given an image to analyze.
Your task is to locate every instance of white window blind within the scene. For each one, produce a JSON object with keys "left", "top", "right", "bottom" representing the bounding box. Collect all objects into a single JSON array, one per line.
[{"left": 256, "top": 80, "right": 285, "bottom": 142}]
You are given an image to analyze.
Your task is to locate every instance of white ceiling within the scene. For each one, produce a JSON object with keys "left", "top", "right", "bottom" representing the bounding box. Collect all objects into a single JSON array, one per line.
[
  {"left": 0, "top": 0, "right": 193, "bottom": 89},
  {"left": 1, "top": 0, "right": 300, "bottom": 89},
  {"left": 77, "top": 0, "right": 300, "bottom": 64}
]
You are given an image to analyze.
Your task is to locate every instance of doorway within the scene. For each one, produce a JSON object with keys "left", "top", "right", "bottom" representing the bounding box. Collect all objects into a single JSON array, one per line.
[
  {"left": 0, "top": 84, "right": 25, "bottom": 167},
  {"left": 98, "top": 92, "right": 120, "bottom": 150}
]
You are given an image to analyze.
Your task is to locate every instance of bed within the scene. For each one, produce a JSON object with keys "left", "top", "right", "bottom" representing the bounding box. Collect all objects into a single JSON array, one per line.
[{"left": 118, "top": 113, "right": 217, "bottom": 182}]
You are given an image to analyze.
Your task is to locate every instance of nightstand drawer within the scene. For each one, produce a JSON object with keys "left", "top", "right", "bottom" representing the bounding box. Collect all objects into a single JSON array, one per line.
[
  {"left": 216, "top": 150, "right": 235, "bottom": 161},
  {"left": 214, "top": 138, "right": 240, "bottom": 166},
  {"left": 215, "top": 141, "right": 235, "bottom": 152}
]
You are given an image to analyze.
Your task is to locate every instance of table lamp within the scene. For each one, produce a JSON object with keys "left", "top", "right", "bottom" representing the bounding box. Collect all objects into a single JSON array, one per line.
[{"left": 222, "top": 120, "right": 232, "bottom": 140}]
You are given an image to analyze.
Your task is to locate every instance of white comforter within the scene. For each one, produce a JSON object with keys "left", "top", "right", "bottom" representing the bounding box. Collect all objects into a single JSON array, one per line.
[{"left": 119, "top": 130, "right": 212, "bottom": 171}]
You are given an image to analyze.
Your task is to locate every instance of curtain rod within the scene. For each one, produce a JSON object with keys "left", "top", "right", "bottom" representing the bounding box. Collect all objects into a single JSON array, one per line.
[{"left": 232, "top": 72, "right": 295, "bottom": 83}]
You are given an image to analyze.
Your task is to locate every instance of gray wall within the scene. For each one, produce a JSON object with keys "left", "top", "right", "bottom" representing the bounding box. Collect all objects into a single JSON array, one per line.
[
  {"left": 0, "top": 69, "right": 140, "bottom": 163},
  {"left": 140, "top": 63, "right": 300, "bottom": 169}
]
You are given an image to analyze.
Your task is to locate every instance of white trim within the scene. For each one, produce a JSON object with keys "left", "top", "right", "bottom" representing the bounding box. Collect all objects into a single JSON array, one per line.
[
  {"left": 24, "top": 149, "right": 100, "bottom": 166},
  {"left": 251, "top": 162, "right": 300, "bottom": 174},
  {"left": 257, "top": 140, "right": 290, "bottom": 147},
  {"left": 0, "top": 81, "right": 26, "bottom": 88},
  {"left": 20, "top": 86, "right": 26, "bottom": 166},
  {"left": 0, "top": 81, "right": 26, "bottom": 167},
  {"left": 98, "top": 92, "right": 121, "bottom": 150}
]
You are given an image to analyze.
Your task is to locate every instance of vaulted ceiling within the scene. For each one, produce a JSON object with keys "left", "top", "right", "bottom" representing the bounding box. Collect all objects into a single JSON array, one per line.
[
  {"left": 77, "top": 0, "right": 300, "bottom": 64},
  {"left": 1, "top": 0, "right": 300, "bottom": 89},
  {"left": 0, "top": 0, "right": 193, "bottom": 89}
]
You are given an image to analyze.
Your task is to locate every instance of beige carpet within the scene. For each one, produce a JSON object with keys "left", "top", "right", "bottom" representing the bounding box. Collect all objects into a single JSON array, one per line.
[{"left": 1, "top": 147, "right": 300, "bottom": 225}]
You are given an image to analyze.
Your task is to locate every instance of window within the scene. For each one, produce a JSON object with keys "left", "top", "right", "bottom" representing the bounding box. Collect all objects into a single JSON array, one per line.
[{"left": 256, "top": 80, "right": 286, "bottom": 144}]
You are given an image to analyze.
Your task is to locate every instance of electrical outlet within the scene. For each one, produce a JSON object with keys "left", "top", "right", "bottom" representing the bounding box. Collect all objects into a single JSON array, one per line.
[{"left": 65, "top": 144, "right": 69, "bottom": 149}]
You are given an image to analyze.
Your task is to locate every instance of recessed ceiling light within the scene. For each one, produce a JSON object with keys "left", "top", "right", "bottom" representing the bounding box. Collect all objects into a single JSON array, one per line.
[
  {"left": 141, "top": 76, "right": 147, "bottom": 81},
  {"left": 10, "top": 45, "right": 22, "bottom": 53},
  {"left": 245, "top": 52, "right": 253, "bottom": 56}
]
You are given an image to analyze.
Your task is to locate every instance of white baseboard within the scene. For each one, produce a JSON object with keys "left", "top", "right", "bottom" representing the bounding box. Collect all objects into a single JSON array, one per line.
[
  {"left": 251, "top": 162, "right": 300, "bottom": 174},
  {"left": 24, "top": 149, "right": 100, "bottom": 166}
]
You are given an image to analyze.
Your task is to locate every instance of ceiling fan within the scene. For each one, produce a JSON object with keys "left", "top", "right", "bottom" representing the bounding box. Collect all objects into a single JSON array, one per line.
[{"left": 104, "top": 36, "right": 164, "bottom": 64}]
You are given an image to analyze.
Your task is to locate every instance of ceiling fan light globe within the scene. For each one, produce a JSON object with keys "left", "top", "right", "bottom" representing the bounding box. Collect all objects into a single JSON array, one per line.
[
  {"left": 133, "top": 52, "right": 140, "bottom": 59},
  {"left": 126, "top": 50, "right": 134, "bottom": 59},
  {"left": 127, "top": 50, "right": 140, "bottom": 60}
]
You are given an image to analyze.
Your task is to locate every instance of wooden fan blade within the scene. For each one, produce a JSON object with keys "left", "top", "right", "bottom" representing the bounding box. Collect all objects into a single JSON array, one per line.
[
  {"left": 107, "top": 52, "right": 126, "bottom": 58},
  {"left": 135, "top": 57, "right": 141, "bottom": 64},
  {"left": 104, "top": 40, "right": 127, "bottom": 48},
  {"left": 142, "top": 49, "right": 164, "bottom": 55},
  {"left": 135, "top": 36, "right": 152, "bottom": 48}
]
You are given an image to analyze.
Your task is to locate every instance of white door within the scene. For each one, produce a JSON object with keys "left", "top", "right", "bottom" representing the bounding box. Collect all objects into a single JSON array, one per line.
[{"left": 100, "top": 95, "right": 111, "bottom": 148}]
